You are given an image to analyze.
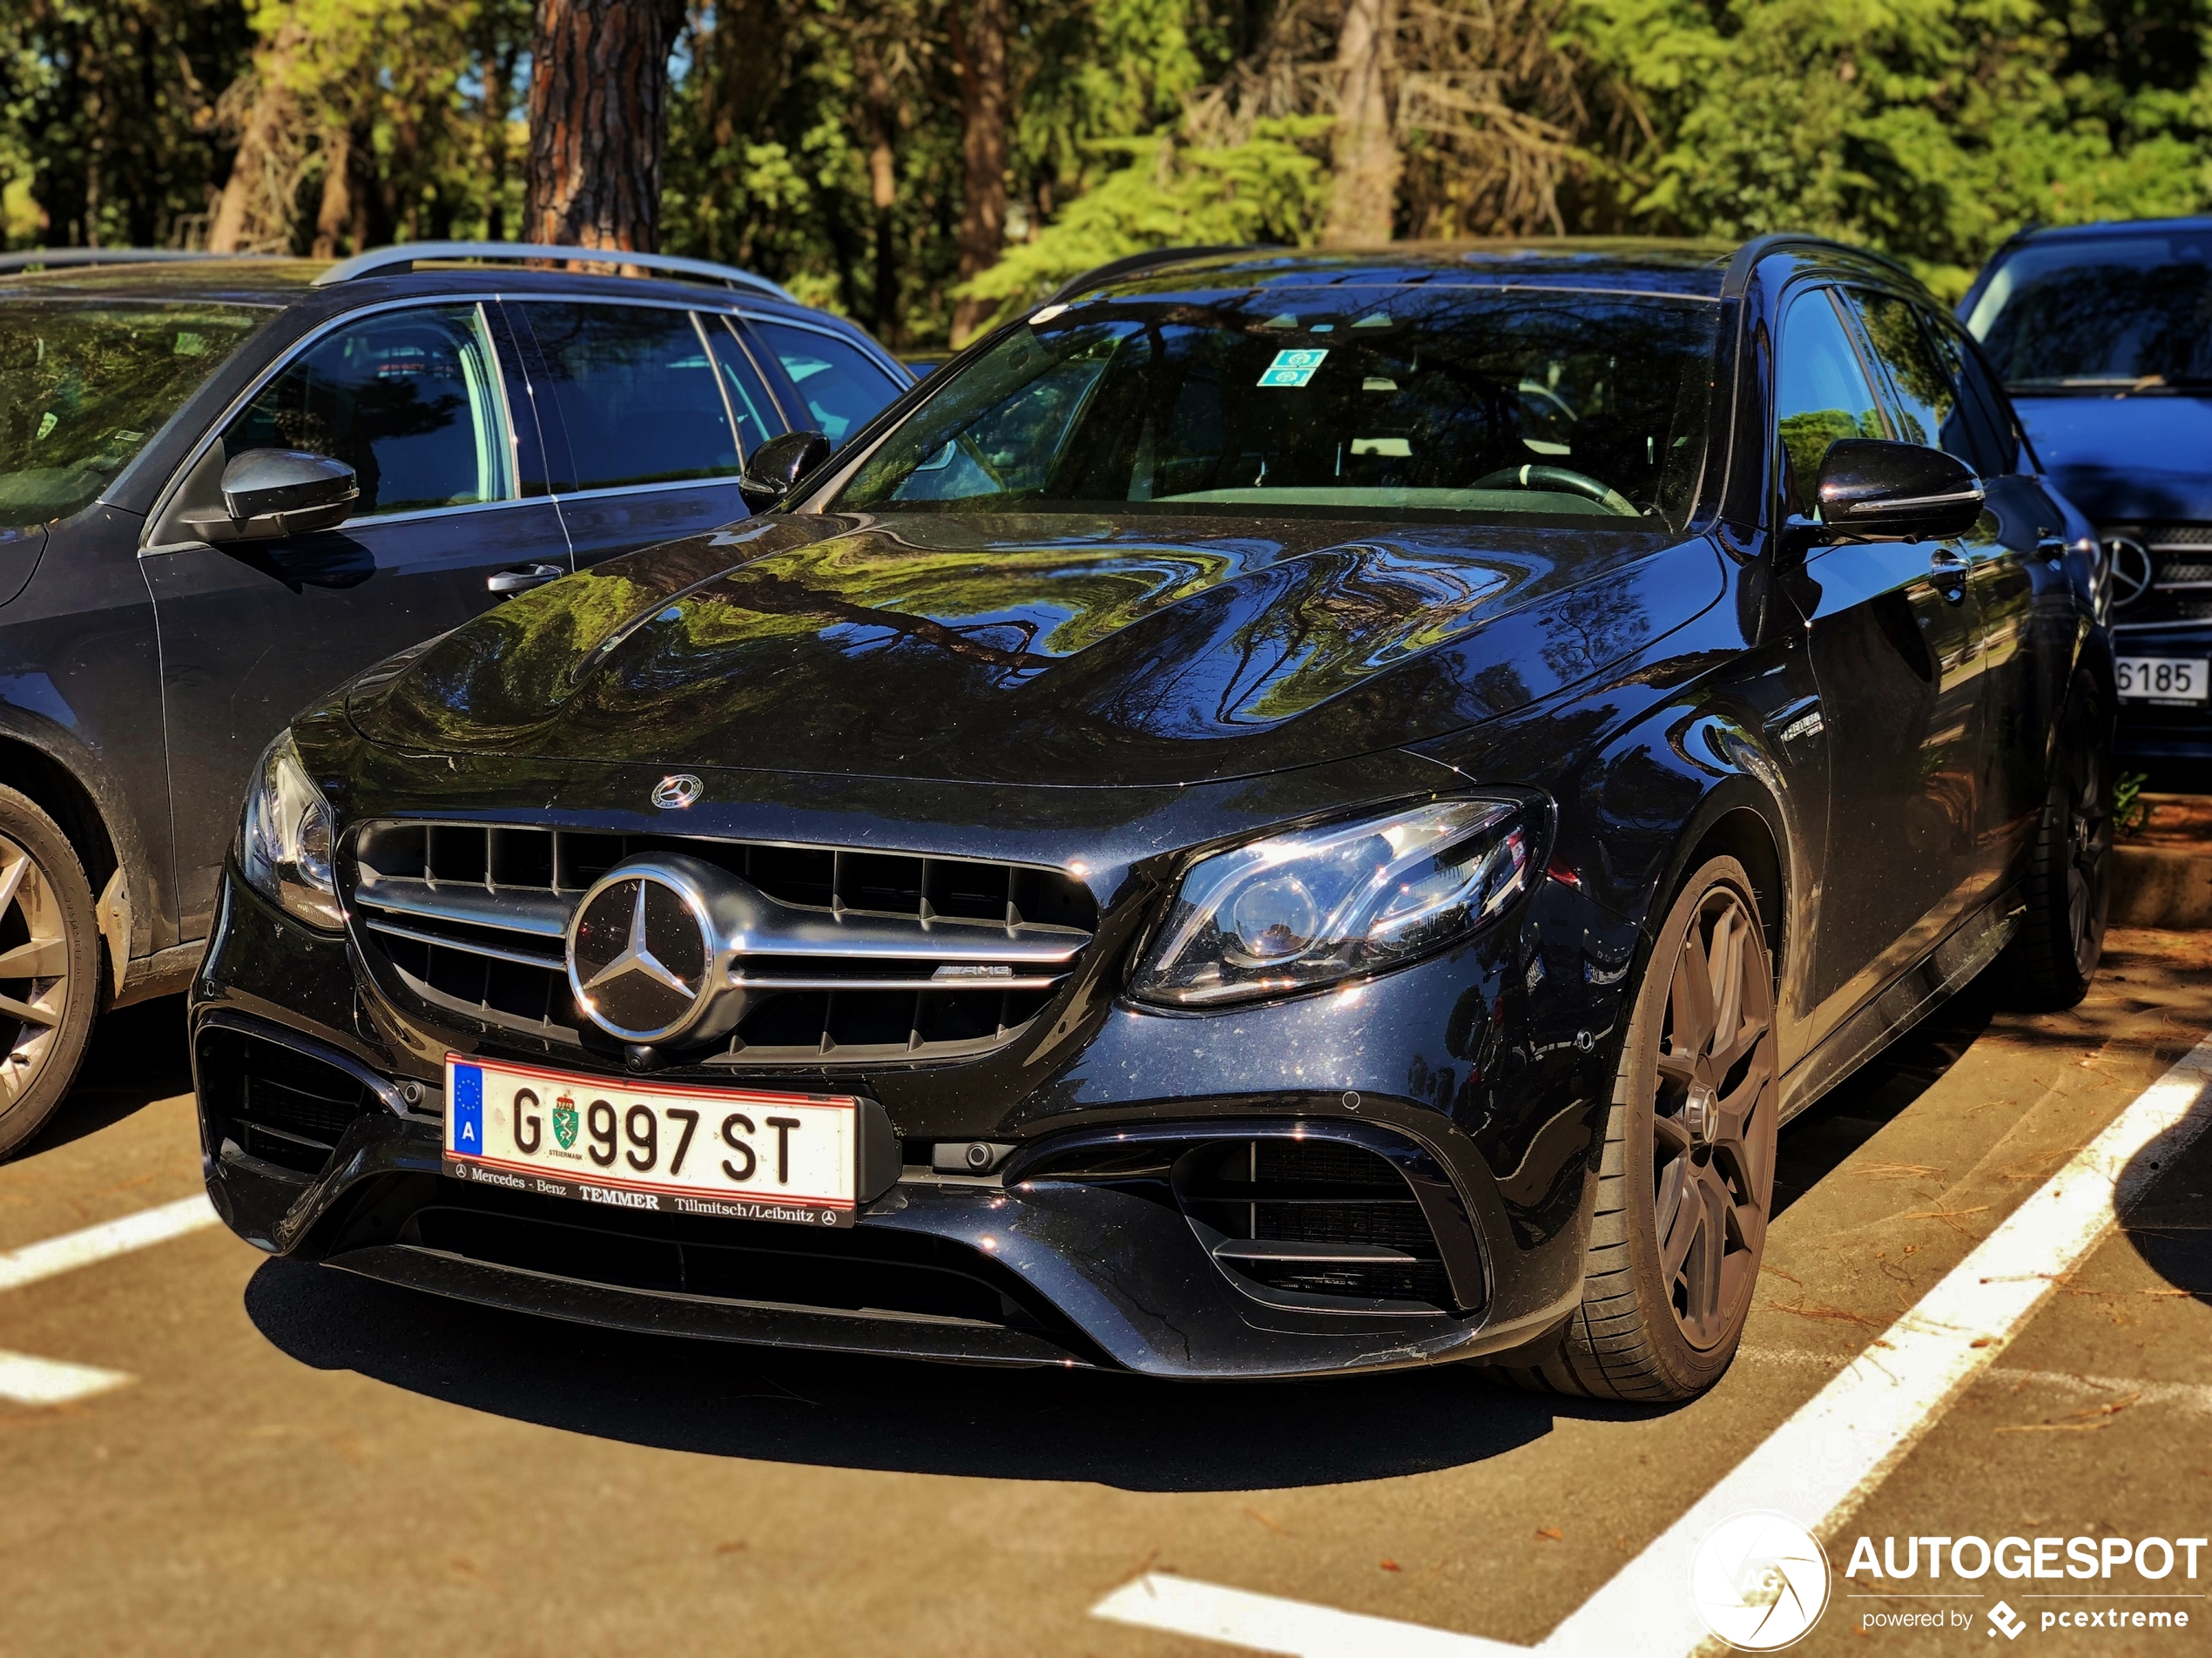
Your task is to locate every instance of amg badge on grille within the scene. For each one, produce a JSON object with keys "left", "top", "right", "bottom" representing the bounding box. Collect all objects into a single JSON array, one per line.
[{"left": 566, "top": 865, "right": 716, "bottom": 1042}]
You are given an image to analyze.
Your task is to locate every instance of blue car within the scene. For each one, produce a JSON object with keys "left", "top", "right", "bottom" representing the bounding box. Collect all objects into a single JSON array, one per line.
[{"left": 1962, "top": 219, "right": 2212, "bottom": 760}]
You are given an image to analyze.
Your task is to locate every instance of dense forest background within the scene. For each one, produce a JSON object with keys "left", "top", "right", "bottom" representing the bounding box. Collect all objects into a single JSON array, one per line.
[{"left": 4, "top": 0, "right": 2209, "bottom": 345}]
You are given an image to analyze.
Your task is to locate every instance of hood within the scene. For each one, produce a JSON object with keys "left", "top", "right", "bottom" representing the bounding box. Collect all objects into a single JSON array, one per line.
[
  {"left": 347, "top": 512, "right": 1726, "bottom": 787},
  {"left": 2014, "top": 394, "right": 2212, "bottom": 524}
]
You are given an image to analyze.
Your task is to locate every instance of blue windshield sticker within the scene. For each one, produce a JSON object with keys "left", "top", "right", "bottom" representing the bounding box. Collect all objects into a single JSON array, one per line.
[
  {"left": 451, "top": 1062, "right": 483, "bottom": 1153},
  {"left": 1258, "top": 348, "right": 1329, "bottom": 388}
]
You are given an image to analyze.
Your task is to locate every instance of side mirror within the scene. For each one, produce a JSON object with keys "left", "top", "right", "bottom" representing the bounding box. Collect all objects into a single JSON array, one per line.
[
  {"left": 179, "top": 448, "right": 359, "bottom": 543},
  {"left": 1811, "top": 439, "right": 1984, "bottom": 542},
  {"left": 738, "top": 430, "right": 832, "bottom": 513}
]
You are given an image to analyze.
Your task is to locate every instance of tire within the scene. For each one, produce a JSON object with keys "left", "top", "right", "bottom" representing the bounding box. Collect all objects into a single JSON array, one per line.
[
  {"left": 1999, "top": 677, "right": 2111, "bottom": 1013},
  {"left": 0, "top": 785, "right": 101, "bottom": 1160},
  {"left": 1501, "top": 855, "right": 1779, "bottom": 1401}
]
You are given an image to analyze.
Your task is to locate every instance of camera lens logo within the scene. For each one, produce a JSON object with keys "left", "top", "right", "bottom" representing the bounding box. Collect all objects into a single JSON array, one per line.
[{"left": 1688, "top": 1511, "right": 1831, "bottom": 1651}]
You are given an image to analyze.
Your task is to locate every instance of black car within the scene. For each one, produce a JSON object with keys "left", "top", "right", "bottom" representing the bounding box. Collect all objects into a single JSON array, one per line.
[
  {"left": 0, "top": 242, "right": 907, "bottom": 1157},
  {"left": 1961, "top": 217, "right": 2212, "bottom": 761},
  {"left": 191, "top": 237, "right": 2109, "bottom": 1398}
]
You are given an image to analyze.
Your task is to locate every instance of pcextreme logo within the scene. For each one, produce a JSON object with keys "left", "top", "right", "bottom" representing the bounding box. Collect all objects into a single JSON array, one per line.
[{"left": 1689, "top": 1512, "right": 1832, "bottom": 1650}]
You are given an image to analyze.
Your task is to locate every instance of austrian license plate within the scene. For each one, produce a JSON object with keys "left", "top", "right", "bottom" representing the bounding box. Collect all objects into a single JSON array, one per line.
[
  {"left": 2115, "top": 655, "right": 2210, "bottom": 704},
  {"left": 442, "top": 1055, "right": 859, "bottom": 1229}
]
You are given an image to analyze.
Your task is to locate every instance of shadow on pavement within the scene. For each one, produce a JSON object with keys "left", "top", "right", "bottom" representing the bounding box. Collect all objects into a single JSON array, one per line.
[
  {"left": 1771, "top": 974, "right": 1997, "bottom": 1219},
  {"left": 243, "top": 1254, "right": 1653, "bottom": 1490},
  {"left": 2120, "top": 1110, "right": 2212, "bottom": 1307},
  {"left": 19, "top": 993, "right": 191, "bottom": 1157}
]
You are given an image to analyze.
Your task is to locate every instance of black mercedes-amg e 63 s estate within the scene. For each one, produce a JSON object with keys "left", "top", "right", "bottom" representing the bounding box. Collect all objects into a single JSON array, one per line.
[{"left": 192, "top": 237, "right": 2112, "bottom": 1399}]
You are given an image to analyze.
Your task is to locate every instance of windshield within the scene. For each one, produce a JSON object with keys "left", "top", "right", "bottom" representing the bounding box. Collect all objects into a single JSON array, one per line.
[
  {"left": 1966, "top": 234, "right": 2212, "bottom": 391},
  {"left": 829, "top": 286, "right": 1719, "bottom": 528},
  {"left": 0, "top": 300, "right": 267, "bottom": 522}
]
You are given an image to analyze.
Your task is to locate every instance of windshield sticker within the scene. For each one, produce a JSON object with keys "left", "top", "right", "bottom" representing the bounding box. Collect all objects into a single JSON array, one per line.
[{"left": 1258, "top": 348, "right": 1329, "bottom": 388}]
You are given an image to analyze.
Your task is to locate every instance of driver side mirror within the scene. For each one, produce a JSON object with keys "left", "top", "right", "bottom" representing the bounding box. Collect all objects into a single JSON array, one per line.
[
  {"left": 1808, "top": 439, "right": 1984, "bottom": 543},
  {"left": 738, "top": 430, "right": 832, "bottom": 513},
  {"left": 179, "top": 448, "right": 359, "bottom": 543}
]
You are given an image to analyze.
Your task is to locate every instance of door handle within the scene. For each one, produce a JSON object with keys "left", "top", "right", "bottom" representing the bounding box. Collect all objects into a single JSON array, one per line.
[
  {"left": 487, "top": 563, "right": 563, "bottom": 595},
  {"left": 1928, "top": 546, "right": 1969, "bottom": 574}
]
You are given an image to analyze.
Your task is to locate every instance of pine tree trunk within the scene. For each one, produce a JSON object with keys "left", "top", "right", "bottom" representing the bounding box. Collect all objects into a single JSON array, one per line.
[
  {"left": 310, "top": 127, "right": 350, "bottom": 259},
  {"left": 1321, "top": 0, "right": 1400, "bottom": 248},
  {"left": 948, "top": 0, "right": 1009, "bottom": 347},
  {"left": 865, "top": 57, "right": 900, "bottom": 345},
  {"left": 209, "top": 22, "right": 307, "bottom": 254},
  {"left": 524, "top": 0, "right": 681, "bottom": 253}
]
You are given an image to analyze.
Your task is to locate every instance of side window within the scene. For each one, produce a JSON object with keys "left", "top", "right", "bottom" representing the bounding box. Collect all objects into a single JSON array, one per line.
[
  {"left": 516, "top": 304, "right": 740, "bottom": 490},
  {"left": 749, "top": 320, "right": 902, "bottom": 449},
  {"left": 1926, "top": 318, "right": 2022, "bottom": 477},
  {"left": 224, "top": 304, "right": 513, "bottom": 517},
  {"left": 1775, "top": 289, "right": 1888, "bottom": 517},
  {"left": 701, "top": 320, "right": 782, "bottom": 455},
  {"left": 1840, "top": 288, "right": 2016, "bottom": 479}
]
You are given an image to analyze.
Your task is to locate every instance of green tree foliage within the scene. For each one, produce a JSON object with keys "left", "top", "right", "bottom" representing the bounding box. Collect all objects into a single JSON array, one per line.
[{"left": 3, "top": 0, "right": 2209, "bottom": 334}]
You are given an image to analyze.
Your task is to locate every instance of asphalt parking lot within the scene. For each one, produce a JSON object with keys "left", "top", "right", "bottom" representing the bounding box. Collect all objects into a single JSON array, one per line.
[{"left": 4, "top": 929, "right": 2209, "bottom": 1658}]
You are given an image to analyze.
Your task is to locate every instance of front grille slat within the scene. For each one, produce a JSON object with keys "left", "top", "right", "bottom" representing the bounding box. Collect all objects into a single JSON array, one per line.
[{"left": 346, "top": 822, "right": 1095, "bottom": 1063}]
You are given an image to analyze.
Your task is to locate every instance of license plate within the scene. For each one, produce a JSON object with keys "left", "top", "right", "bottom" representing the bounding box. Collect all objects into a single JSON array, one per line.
[
  {"left": 2115, "top": 656, "right": 2209, "bottom": 704},
  {"left": 442, "top": 1055, "right": 859, "bottom": 1229}
]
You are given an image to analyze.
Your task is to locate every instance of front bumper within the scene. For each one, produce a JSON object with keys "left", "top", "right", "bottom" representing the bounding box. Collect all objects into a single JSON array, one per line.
[{"left": 193, "top": 860, "right": 1629, "bottom": 1380}]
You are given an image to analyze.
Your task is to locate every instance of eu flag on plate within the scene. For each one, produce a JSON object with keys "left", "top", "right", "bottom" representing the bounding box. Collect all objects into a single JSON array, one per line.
[{"left": 451, "top": 1062, "right": 483, "bottom": 1153}]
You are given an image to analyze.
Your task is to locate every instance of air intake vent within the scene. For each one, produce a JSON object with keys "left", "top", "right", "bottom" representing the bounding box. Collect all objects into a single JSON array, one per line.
[
  {"left": 196, "top": 1025, "right": 382, "bottom": 1176},
  {"left": 1177, "top": 1137, "right": 1452, "bottom": 1309},
  {"left": 344, "top": 822, "right": 1096, "bottom": 1063}
]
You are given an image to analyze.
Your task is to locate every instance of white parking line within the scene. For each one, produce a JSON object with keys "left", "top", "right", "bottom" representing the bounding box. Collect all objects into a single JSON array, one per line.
[
  {"left": 0, "top": 1350, "right": 134, "bottom": 1405},
  {"left": 1093, "top": 1034, "right": 2212, "bottom": 1657},
  {"left": 0, "top": 1193, "right": 220, "bottom": 1293}
]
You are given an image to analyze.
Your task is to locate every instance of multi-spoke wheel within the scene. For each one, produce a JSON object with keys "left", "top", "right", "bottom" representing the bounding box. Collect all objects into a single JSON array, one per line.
[
  {"left": 1504, "top": 853, "right": 1778, "bottom": 1400},
  {"left": 2001, "top": 675, "right": 2110, "bottom": 1011},
  {"left": 0, "top": 786, "right": 100, "bottom": 1161}
]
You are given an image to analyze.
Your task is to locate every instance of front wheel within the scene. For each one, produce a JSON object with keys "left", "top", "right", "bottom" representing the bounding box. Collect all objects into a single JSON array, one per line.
[
  {"left": 1501, "top": 855, "right": 1779, "bottom": 1401},
  {"left": 2000, "top": 677, "right": 2110, "bottom": 1012},
  {"left": 0, "top": 785, "right": 100, "bottom": 1160}
]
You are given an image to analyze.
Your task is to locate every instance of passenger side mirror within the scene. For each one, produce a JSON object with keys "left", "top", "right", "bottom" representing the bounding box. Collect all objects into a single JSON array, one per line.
[
  {"left": 1811, "top": 440, "right": 1984, "bottom": 543},
  {"left": 738, "top": 430, "right": 832, "bottom": 513},
  {"left": 179, "top": 449, "right": 359, "bottom": 543}
]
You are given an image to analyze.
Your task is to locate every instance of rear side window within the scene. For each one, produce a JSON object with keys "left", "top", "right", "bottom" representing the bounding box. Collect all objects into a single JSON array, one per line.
[
  {"left": 750, "top": 320, "right": 900, "bottom": 448},
  {"left": 1774, "top": 289, "right": 1887, "bottom": 516},
  {"left": 516, "top": 304, "right": 741, "bottom": 490},
  {"left": 226, "top": 303, "right": 512, "bottom": 517},
  {"left": 1840, "top": 289, "right": 2016, "bottom": 479},
  {"left": 702, "top": 320, "right": 782, "bottom": 455},
  {"left": 1928, "top": 320, "right": 2023, "bottom": 476}
]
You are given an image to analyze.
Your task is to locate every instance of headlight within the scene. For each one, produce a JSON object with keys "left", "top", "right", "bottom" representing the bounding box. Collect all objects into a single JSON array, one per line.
[
  {"left": 239, "top": 732, "right": 343, "bottom": 931},
  {"left": 1131, "top": 799, "right": 1531, "bottom": 1008}
]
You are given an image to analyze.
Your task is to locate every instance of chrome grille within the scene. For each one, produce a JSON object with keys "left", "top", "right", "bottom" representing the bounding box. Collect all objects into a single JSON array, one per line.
[
  {"left": 345, "top": 822, "right": 1096, "bottom": 1062},
  {"left": 2108, "top": 523, "right": 2212, "bottom": 623}
]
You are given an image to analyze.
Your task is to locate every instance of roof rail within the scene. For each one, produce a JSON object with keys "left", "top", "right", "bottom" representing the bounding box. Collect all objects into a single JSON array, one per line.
[
  {"left": 1043, "top": 244, "right": 1283, "bottom": 306},
  {"left": 313, "top": 240, "right": 794, "bottom": 301},
  {"left": 1719, "top": 233, "right": 1918, "bottom": 299},
  {"left": 0, "top": 248, "right": 273, "bottom": 275}
]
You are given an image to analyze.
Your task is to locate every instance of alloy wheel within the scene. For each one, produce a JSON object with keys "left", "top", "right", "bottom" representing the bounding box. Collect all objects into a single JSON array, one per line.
[
  {"left": 0, "top": 834, "right": 72, "bottom": 1112},
  {"left": 1649, "top": 885, "right": 1777, "bottom": 1351},
  {"left": 2066, "top": 753, "right": 2112, "bottom": 980}
]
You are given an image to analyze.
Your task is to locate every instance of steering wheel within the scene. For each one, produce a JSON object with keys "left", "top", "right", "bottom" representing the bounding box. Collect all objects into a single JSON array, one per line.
[{"left": 1470, "top": 463, "right": 1640, "bottom": 517}]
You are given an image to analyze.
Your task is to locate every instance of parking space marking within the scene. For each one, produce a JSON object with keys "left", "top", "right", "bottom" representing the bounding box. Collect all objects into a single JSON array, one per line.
[
  {"left": 1094, "top": 1573, "right": 1521, "bottom": 1656},
  {"left": 0, "top": 1350, "right": 135, "bottom": 1406},
  {"left": 0, "top": 1194, "right": 220, "bottom": 1293},
  {"left": 1093, "top": 1033, "right": 2212, "bottom": 1658}
]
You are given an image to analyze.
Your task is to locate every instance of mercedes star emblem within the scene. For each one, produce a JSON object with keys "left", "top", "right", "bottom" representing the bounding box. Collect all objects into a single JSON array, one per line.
[
  {"left": 652, "top": 773, "right": 705, "bottom": 810},
  {"left": 566, "top": 866, "right": 714, "bottom": 1041},
  {"left": 2103, "top": 536, "right": 2154, "bottom": 610}
]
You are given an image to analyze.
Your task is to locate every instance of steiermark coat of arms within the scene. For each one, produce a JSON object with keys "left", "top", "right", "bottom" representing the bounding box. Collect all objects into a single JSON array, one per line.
[{"left": 551, "top": 1092, "right": 580, "bottom": 1151}]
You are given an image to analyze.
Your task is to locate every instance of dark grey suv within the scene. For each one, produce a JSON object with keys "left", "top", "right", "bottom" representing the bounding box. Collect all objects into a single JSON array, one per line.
[{"left": 0, "top": 242, "right": 908, "bottom": 1156}]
